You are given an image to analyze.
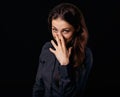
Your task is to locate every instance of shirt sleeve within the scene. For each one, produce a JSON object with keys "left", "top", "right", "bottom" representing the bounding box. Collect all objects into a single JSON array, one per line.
[
  {"left": 78, "top": 47, "right": 93, "bottom": 96},
  {"left": 32, "top": 43, "right": 49, "bottom": 97},
  {"left": 82, "top": 47, "right": 93, "bottom": 90},
  {"left": 58, "top": 64, "right": 76, "bottom": 97},
  {"left": 32, "top": 58, "right": 45, "bottom": 97}
]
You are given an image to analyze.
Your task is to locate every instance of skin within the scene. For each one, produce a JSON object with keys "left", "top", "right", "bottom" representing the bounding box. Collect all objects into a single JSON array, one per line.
[{"left": 49, "top": 18, "right": 75, "bottom": 66}]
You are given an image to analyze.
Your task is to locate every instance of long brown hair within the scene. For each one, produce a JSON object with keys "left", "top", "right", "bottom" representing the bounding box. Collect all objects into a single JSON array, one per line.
[{"left": 48, "top": 3, "right": 88, "bottom": 68}]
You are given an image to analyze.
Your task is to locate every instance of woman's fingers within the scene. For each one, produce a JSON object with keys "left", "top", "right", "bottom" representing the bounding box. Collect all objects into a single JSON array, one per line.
[
  {"left": 49, "top": 34, "right": 71, "bottom": 66},
  {"left": 59, "top": 33, "right": 66, "bottom": 49},
  {"left": 51, "top": 40, "right": 57, "bottom": 49},
  {"left": 49, "top": 48, "right": 56, "bottom": 55},
  {"left": 55, "top": 34, "right": 61, "bottom": 46},
  {"left": 49, "top": 40, "right": 57, "bottom": 55}
]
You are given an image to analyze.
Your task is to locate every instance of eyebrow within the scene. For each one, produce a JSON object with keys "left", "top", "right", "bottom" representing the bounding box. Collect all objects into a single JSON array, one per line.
[{"left": 52, "top": 26, "right": 71, "bottom": 30}]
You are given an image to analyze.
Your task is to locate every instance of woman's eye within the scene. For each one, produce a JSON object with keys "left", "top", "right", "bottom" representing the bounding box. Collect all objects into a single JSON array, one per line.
[
  {"left": 63, "top": 30, "right": 70, "bottom": 33},
  {"left": 52, "top": 28, "right": 57, "bottom": 32}
]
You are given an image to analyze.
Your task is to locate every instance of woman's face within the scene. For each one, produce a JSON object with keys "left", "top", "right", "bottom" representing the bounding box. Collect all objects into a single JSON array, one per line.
[{"left": 51, "top": 18, "right": 75, "bottom": 45}]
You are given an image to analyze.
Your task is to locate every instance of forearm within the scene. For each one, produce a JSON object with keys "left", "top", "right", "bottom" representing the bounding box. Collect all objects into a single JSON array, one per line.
[{"left": 59, "top": 65, "right": 76, "bottom": 97}]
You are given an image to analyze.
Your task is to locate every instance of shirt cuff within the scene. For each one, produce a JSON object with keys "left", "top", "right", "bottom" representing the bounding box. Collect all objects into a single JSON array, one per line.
[{"left": 59, "top": 64, "right": 71, "bottom": 79}]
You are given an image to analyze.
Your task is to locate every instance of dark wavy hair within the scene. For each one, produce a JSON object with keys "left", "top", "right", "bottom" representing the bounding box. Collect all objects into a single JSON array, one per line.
[{"left": 48, "top": 3, "right": 88, "bottom": 67}]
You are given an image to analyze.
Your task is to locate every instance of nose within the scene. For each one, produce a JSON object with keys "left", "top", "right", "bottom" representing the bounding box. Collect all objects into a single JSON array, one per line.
[{"left": 56, "top": 31, "right": 62, "bottom": 37}]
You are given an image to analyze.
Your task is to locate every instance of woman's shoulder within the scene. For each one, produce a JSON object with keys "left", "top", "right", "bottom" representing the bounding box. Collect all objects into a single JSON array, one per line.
[
  {"left": 42, "top": 41, "right": 52, "bottom": 50},
  {"left": 85, "top": 47, "right": 93, "bottom": 58},
  {"left": 39, "top": 41, "right": 55, "bottom": 59}
]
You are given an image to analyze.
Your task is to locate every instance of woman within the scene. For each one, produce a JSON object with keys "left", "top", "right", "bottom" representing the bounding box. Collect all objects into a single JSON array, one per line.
[{"left": 33, "top": 3, "right": 93, "bottom": 97}]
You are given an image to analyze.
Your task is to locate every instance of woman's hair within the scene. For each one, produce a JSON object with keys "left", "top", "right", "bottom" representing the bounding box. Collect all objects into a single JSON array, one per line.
[{"left": 48, "top": 3, "right": 88, "bottom": 67}]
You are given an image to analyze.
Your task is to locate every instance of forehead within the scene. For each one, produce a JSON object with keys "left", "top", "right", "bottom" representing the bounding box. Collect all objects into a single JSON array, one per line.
[{"left": 52, "top": 18, "right": 73, "bottom": 28}]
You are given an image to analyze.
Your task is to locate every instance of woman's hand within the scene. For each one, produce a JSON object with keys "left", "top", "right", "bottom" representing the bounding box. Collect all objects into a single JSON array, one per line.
[{"left": 49, "top": 34, "right": 72, "bottom": 66}]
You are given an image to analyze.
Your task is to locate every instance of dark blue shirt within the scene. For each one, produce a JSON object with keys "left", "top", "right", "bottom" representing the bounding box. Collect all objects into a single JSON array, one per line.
[{"left": 32, "top": 42, "right": 93, "bottom": 97}]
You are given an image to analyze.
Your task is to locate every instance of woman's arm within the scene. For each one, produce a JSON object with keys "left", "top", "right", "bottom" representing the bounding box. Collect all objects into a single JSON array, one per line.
[
  {"left": 78, "top": 47, "right": 93, "bottom": 97},
  {"left": 49, "top": 33, "right": 76, "bottom": 96},
  {"left": 59, "top": 65, "right": 76, "bottom": 97},
  {"left": 32, "top": 60, "right": 45, "bottom": 97},
  {"left": 32, "top": 43, "right": 48, "bottom": 97},
  {"left": 82, "top": 47, "right": 93, "bottom": 91}
]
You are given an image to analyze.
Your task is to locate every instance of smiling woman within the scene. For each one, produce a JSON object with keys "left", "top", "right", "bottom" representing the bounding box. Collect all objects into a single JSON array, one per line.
[
  {"left": 49, "top": 18, "right": 75, "bottom": 65},
  {"left": 32, "top": 3, "right": 93, "bottom": 97},
  {"left": 51, "top": 18, "right": 75, "bottom": 45}
]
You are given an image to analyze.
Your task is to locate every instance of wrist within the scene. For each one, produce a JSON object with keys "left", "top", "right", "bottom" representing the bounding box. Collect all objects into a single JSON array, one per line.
[{"left": 60, "top": 59, "right": 69, "bottom": 66}]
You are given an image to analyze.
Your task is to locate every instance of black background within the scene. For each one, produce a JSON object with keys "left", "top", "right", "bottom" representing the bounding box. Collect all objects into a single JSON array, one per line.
[{"left": 1, "top": 0, "right": 120, "bottom": 97}]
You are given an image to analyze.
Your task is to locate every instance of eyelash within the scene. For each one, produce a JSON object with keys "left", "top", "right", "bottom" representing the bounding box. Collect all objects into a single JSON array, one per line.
[
  {"left": 63, "top": 30, "right": 69, "bottom": 33},
  {"left": 52, "top": 28, "right": 70, "bottom": 33}
]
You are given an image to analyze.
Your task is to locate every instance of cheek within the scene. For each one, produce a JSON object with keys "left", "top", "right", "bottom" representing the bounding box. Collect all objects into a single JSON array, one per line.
[
  {"left": 62, "top": 35, "right": 72, "bottom": 44},
  {"left": 63, "top": 33, "right": 73, "bottom": 40},
  {"left": 52, "top": 32, "right": 56, "bottom": 39}
]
